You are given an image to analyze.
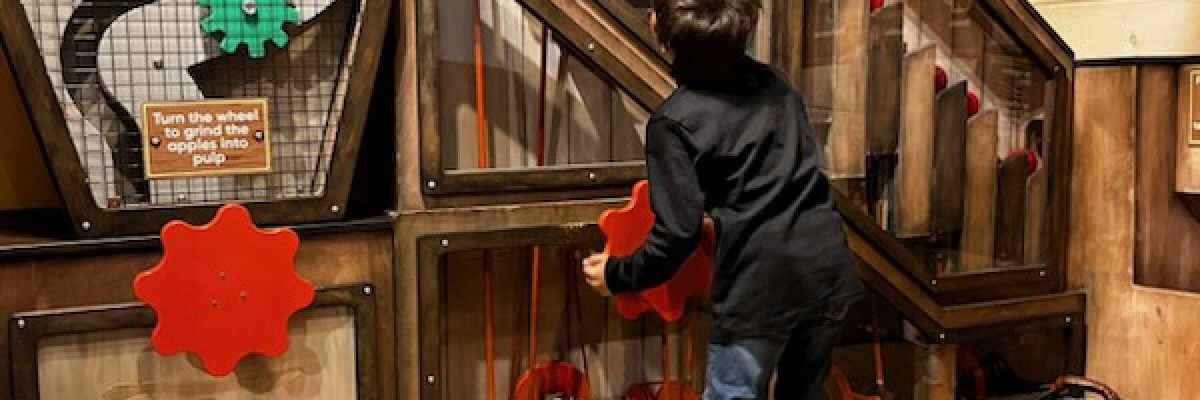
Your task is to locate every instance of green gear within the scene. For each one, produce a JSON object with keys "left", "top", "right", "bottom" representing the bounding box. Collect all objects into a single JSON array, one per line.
[{"left": 197, "top": 0, "right": 299, "bottom": 58}]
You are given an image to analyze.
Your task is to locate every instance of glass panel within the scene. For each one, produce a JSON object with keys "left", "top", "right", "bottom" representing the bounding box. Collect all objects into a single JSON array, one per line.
[
  {"left": 36, "top": 307, "right": 357, "bottom": 399},
  {"left": 19, "top": 0, "right": 362, "bottom": 209},
  {"left": 799, "top": 0, "right": 1054, "bottom": 275},
  {"left": 833, "top": 293, "right": 1077, "bottom": 399},
  {"left": 439, "top": 244, "right": 704, "bottom": 399},
  {"left": 437, "top": 0, "right": 650, "bottom": 171}
]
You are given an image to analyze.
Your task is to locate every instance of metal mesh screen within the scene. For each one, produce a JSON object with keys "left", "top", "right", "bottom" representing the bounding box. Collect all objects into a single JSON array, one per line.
[{"left": 20, "top": 0, "right": 362, "bottom": 209}]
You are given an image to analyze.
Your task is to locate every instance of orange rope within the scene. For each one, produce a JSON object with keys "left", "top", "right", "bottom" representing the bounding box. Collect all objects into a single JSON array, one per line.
[
  {"left": 871, "top": 302, "right": 886, "bottom": 394},
  {"left": 474, "top": 0, "right": 489, "bottom": 168},
  {"left": 475, "top": 3, "right": 494, "bottom": 399},
  {"left": 528, "top": 246, "right": 541, "bottom": 364}
]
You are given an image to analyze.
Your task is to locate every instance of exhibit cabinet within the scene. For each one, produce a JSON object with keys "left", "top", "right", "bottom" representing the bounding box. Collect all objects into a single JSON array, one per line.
[{"left": 0, "top": 0, "right": 1091, "bottom": 399}]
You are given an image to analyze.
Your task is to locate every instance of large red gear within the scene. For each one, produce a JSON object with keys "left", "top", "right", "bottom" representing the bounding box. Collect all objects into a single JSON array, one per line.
[{"left": 133, "top": 204, "right": 314, "bottom": 376}]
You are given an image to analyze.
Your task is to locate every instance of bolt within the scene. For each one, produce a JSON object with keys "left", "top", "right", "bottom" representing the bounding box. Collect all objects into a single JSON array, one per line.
[
  {"left": 363, "top": 285, "right": 373, "bottom": 296},
  {"left": 331, "top": 205, "right": 341, "bottom": 213},
  {"left": 211, "top": 300, "right": 219, "bottom": 308},
  {"left": 150, "top": 137, "right": 162, "bottom": 147},
  {"left": 81, "top": 221, "right": 92, "bottom": 231},
  {"left": 938, "top": 333, "right": 946, "bottom": 340},
  {"left": 240, "top": 291, "right": 247, "bottom": 299},
  {"left": 587, "top": 43, "right": 596, "bottom": 52},
  {"left": 254, "top": 131, "right": 265, "bottom": 141},
  {"left": 588, "top": 172, "right": 597, "bottom": 181},
  {"left": 152, "top": 59, "right": 164, "bottom": 70},
  {"left": 16, "top": 319, "right": 26, "bottom": 329},
  {"left": 427, "top": 180, "right": 437, "bottom": 190},
  {"left": 219, "top": 271, "right": 227, "bottom": 280},
  {"left": 931, "top": 279, "right": 938, "bottom": 286},
  {"left": 1039, "top": 269, "right": 1047, "bottom": 278},
  {"left": 426, "top": 375, "right": 436, "bottom": 384},
  {"left": 440, "top": 239, "right": 449, "bottom": 247},
  {"left": 1065, "top": 316, "right": 1072, "bottom": 323}
]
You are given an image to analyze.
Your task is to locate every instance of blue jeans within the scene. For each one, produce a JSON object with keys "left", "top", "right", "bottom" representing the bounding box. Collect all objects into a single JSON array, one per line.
[{"left": 704, "top": 305, "right": 847, "bottom": 400}]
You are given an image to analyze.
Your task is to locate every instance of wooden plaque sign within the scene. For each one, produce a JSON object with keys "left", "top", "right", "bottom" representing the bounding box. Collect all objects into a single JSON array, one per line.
[
  {"left": 1178, "top": 66, "right": 1200, "bottom": 193},
  {"left": 140, "top": 99, "right": 272, "bottom": 179}
]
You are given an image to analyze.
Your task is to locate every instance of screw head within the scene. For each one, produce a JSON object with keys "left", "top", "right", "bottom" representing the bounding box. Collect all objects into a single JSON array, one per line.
[
  {"left": 16, "top": 319, "right": 26, "bottom": 329},
  {"left": 254, "top": 131, "right": 265, "bottom": 141},
  {"left": 427, "top": 180, "right": 437, "bottom": 190},
  {"left": 242, "top": 0, "right": 257, "bottom": 15},
  {"left": 1039, "top": 269, "right": 1047, "bottom": 278},
  {"left": 330, "top": 205, "right": 341, "bottom": 213},
  {"left": 150, "top": 136, "right": 162, "bottom": 147},
  {"left": 1065, "top": 316, "right": 1073, "bottom": 323},
  {"left": 81, "top": 221, "right": 92, "bottom": 231},
  {"left": 587, "top": 43, "right": 596, "bottom": 52},
  {"left": 363, "top": 285, "right": 373, "bottom": 296},
  {"left": 931, "top": 279, "right": 938, "bottom": 286},
  {"left": 938, "top": 333, "right": 946, "bottom": 340},
  {"left": 440, "top": 239, "right": 449, "bottom": 247},
  {"left": 588, "top": 172, "right": 597, "bottom": 180},
  {"left": 426, "top": 375, "right": 436, "bottom": 384},
  {"left": 152, "top": 59, "right": 164, "bottom": 69},
  {"left": 385, "top": 210, "right": 399, "bottom": 218}
]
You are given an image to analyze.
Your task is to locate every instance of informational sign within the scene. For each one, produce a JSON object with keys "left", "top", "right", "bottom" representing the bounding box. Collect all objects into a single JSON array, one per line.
[{"left": 140, "top": 99, "right": 271, "bottom": 179}]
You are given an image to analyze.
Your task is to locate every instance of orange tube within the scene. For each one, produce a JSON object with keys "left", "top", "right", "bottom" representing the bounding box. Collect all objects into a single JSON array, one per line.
[{"left": 475, "top": 3, "right": 494, "bottom": 400}]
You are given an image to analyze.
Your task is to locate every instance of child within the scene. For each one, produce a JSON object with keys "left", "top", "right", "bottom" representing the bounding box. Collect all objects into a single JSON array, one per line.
[{"left": 581, "top": 0, "right": 865, "bottom": 398}]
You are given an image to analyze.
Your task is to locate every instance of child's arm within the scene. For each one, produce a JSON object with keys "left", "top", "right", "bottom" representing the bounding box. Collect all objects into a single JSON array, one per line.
[{"left": 605, "top": 116, "right": 706, "bottom": 294}]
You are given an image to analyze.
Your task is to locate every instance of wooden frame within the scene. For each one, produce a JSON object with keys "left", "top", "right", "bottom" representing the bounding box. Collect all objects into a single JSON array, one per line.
[
  {"left": 8, "top": 283, "right": 380, "bottom": 400},
  {"left": 416, "top": 224, "right": 604, "bottom": 400},
  {"left": 415, "top": 0, "right": 672, "bottom": 196},
  {"left": 0, "top": 0, "right": 394, "bottom": 237}
]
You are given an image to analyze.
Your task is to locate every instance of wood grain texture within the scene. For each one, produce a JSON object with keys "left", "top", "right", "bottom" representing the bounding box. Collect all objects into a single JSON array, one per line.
[
  {"left": 866, "top": 4, "right": 904, "bottom": 155},
  {"left": 931, "top": 82, "right": 969, "bottom": 235},
  {"left": 1136, "top": 65, "right": 1200, "bottom": 291},
  {"left": 960, "top": 111, "right": 998, "bottom": 272},
  {"left": 0, "top": 231, "right": 393, "bottom": 400},
  {"left": 914, "top": 344, "right": 957, "bottom": 400},
  {"left": 1067, "top": 66, "right": 1200, "bottom": 400},
  {"left": 0, "top": 43, "right": 57, "bottom": 210},
  {"left": 1023, "top": 166, "right": 1047, "bottom": 264},
  {"left": 35, "top": 307, "right": 357, "bottom": 400},
  {"left": 827, "top": 0, "right": 869, "bottom": 178},
  {"left": 896, "top": 47, "right": 937, "bottom": 238},
  {"left": 994, "top": 154, "right": 1027, "bottom": 267}
]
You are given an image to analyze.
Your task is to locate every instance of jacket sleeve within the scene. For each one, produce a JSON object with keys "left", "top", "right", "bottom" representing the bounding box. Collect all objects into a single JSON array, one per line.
[{"left": 605, "top": 116, "right": 706, "bottom": 294}]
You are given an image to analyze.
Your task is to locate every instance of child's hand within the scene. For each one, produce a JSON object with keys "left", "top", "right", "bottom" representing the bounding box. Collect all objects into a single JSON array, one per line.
[{"left": 582, "top": 252, "right": 612, "bottom": 297}]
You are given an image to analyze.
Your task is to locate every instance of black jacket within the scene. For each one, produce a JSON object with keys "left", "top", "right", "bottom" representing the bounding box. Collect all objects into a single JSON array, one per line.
[{"left": 605, "top": 57, "right": 865, "bottom": 342}]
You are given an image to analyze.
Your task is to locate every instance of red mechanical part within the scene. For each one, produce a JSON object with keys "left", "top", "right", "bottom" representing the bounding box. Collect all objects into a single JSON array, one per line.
[
  {"left": 935, "top": 66, "right": 948, "bottom": 92},
  {"left": 967, "top": 90, "right": 981, "bottom": 118},
  {"left": 598, "top": 180, "right": 716, "bottom": 322},
  {"left": 1005, "top": 148, "right": 1040, "bottom": 175},
  {"left": 870, "top": 0, "right": 884, "bottom": 11},
  {"left": 512, "top": 361, "right": 592, "bottom": 399},
  {"left": 132, "top": 204, "right": 314, "bottom": 376}
]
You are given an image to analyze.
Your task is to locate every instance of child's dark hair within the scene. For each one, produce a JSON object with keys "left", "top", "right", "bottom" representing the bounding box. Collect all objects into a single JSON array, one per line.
[{"left": 653, "top": 0, "right": 761, "bottom": 86}]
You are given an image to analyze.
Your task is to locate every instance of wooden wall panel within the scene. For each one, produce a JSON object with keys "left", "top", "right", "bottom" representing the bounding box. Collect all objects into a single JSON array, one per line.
[
  {"left": 36, "top": 307, "right": 357, "bottom": 399},
  {"left": 1136, "top": 65, "right": 1200, "bottom": 291},
  {"left": 0, "top": 230, "right": 394, "bottom": 400},
  {"left": 961, "top": 111, "right": 998, "bottom": 271},
  {"left": 827, "top": 0, "right": 869, "bottom": 178},
  {"left": 0, "top": 38, "right": 58, "bottom": 210},
  {"left": 1071, "top": 66, "right": 1200, "bottom": 400},
  {"left": 896, "top": 47, "right": 937, "bottom": 238}
]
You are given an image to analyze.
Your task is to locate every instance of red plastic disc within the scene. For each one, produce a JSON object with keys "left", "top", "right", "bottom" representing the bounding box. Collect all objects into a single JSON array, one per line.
[
  {"left": 512, "top": 361, "right": 591, "bottom": 400},
  {"left": 870, "top": 0, "right": 885, "bottom": 11},
  {"left": 966, "top": 91, "right": 981, "bottom": 118},
  {"left": 935, "top": 66, "right": 948, "bottom": 92},
  {"left": 598, "top": 180, "right": 715, "bottom": 322}
]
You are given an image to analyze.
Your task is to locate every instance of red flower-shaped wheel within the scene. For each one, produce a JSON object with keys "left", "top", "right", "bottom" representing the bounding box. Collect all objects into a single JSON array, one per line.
[
  {"left": 133, "top": 204, "right": 314, "bottom": 376},
  {"left": 599, "top": 180, "right": 715, "bottom": 322}
]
